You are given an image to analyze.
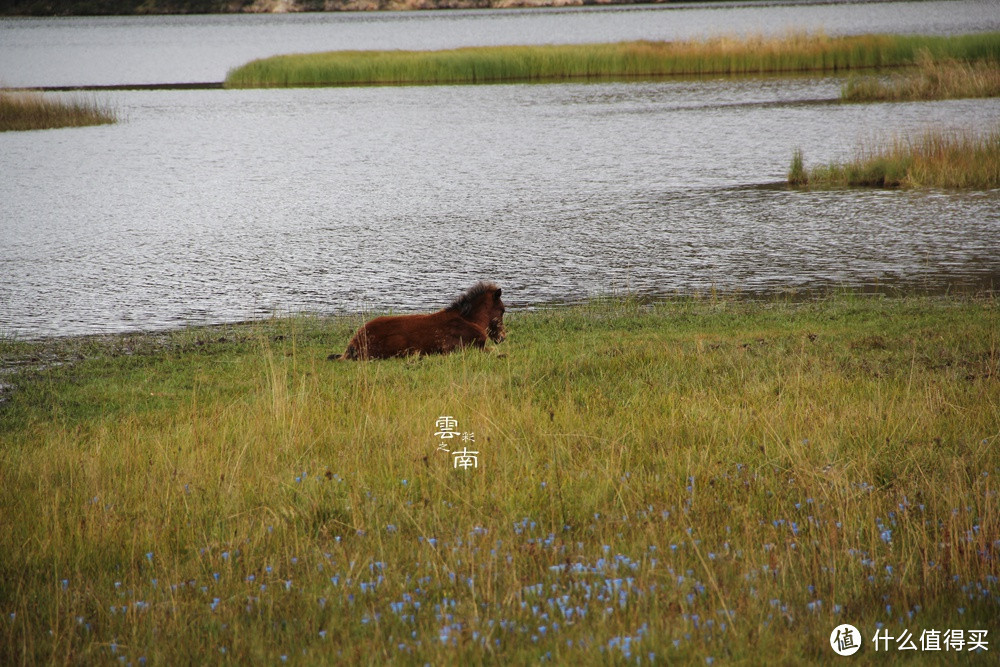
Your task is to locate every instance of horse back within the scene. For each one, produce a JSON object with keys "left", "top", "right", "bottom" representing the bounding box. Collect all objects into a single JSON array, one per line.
[{"left": 345, "top": 310, "right": 487, "bottom": 359}]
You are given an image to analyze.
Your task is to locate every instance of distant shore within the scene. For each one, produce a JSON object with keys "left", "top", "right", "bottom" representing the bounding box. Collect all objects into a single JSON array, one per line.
[{"left": 2, "top": 0, "right": 683, "bottom": 17}]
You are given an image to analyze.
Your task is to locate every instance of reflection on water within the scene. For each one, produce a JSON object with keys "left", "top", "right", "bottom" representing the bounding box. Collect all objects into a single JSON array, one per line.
[{"left": 1, "top": 79, "right": 998, "bottom": 338}]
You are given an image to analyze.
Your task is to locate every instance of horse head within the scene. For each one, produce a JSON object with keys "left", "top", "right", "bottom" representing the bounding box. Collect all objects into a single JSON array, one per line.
[{"left": 486, "top": 287, "right": 506, "bottom": 344}]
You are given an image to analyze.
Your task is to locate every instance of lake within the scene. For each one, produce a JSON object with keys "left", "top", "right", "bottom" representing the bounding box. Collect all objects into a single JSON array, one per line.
[
  {"left": 3, "top": 1, "right": 1000, "bottom": 87},
  {"left": 1, "top": 1, "right": 999, "bottom": 338}
]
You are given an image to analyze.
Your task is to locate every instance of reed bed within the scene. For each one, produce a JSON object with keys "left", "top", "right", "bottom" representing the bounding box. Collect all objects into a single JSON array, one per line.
[
  {"left": 224, "top": 32, "right": 1000, "bottom": 88},
  {"left": 0, "top": 90, "right": 116, "bottom": 131},
  {"left": 1, "top": 294, "right": 998, "bottom": 663},
  {"left": 791, "top": 127, "right": 1000, "bottom": 189},
  {"left": 843, "top": 50, "right": 1000, "bottom": 102}
]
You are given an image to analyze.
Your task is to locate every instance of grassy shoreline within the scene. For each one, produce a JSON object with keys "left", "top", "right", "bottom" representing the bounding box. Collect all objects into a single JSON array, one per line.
[
  {"left": 790, "top": 127, "right": 1000, "bottom": 189},
  {"left": 224, "top": 32, "right": 1000, "bottom": 88},
  {"left": 2, "top": 293, "right": 998, "bottom": 663},
  {"left": 0, "top": 90, "right": 117, "bottom": 132}
]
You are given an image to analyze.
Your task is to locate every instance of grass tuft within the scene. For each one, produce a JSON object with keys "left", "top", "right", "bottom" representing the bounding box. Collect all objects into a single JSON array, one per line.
[
  {"left": 0, "top": 90, "right": 117, "bottom": 132},
  {"left": 788, "top": 148, "right": 807, "bottom": 185},
  {"left": 224, "top": 32, "right": 1000, "bottom": 88}
]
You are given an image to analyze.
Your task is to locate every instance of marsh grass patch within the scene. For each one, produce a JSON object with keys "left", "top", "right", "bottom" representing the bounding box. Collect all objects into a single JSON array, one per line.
[
  {"left": 224, "top": 32, "right": 1000, "bottom": 88},
  {"left": 0, "top": 90, "right": 117, "bottom": 131},
  {"left": 789, "top": 126, "right": 1000, "bottom": 189},
  {"left": 843, "top": 49, "right": 1000, "bottom": 102}
]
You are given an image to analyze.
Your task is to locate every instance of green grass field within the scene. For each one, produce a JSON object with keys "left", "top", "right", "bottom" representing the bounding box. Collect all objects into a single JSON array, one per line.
[
  {"left": 223, "top": 32, "right": 1000, "bottom": 88},
  {"left": 0, "top": 91, "right": 117, "bottom": 132},
  {"left": 1, "top": 294, "right": 997, "bottom": 663}
]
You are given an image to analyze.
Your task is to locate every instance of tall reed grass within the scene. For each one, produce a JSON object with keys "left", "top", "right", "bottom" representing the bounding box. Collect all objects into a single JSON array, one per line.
[
  {"left": 791, "top": 127, "right": 1000, "bottom": 189},
  {"left": 843, "top": 49, "right": 1000, "bottom": 102},
  {"left": 788, "top": 148, "right": 807, "bottom": 185},
  {"left": 0, "top": 90, "right": 117, "bottom": 131},
  {"left": 224, "top": 32, "right": 1000, "bottom": 88},
  {"left": 1, "top": 294, "right": 997, "bottom": 663}
]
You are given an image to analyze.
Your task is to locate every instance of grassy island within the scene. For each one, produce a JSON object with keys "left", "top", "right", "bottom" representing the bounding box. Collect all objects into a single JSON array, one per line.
[
  {"left": 790, "top": 128, "right": 1000, "bottom": 189},
  {"left": 2, "top": 294, "right": 998, "bottom": 663},
  {"left": 0, "top": 91, "right": 117, "bottom": 132},
  {"left": 224, "top": 32, "right": 1000, "bottom": 88}
]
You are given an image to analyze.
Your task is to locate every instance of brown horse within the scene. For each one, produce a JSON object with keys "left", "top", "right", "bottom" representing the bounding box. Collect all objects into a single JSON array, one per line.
[{"left": 334, "top": 282, "right": 506, "bottom": 360}]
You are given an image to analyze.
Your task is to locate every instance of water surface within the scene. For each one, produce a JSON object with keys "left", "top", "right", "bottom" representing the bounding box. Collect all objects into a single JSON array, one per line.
[
  {"left": 2, "top": 77, "right": 998, "bottom": 338},
  {"left": 2, "top": 0, "right": 999, "bottom": 87},
  {"left": 2, "top": 2, "right": 999, "bottom": 338}
]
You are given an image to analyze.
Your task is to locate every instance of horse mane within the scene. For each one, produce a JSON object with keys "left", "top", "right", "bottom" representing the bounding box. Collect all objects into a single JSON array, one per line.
[{"left": 446, "top": 281, "right": 499, "bottom": 319}]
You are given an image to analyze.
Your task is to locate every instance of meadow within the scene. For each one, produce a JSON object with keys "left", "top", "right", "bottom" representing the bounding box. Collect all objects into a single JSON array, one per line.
[
  {"left": 223, "top": 32, "right": 1000, "bottom": 88},
  {"left": 789, "top": 127, "right": 1000, "bottom": 189},
  {"left": 0, "top": 91, "right": 116, "bottom": 132},
  {"left": 1, "top": 293, "right": 997, "bottom": 663}
]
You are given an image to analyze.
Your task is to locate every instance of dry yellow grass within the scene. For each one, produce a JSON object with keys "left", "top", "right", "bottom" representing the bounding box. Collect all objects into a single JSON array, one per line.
[
  {"left": 792, "top": 127, "right": 1000, "bottom": 189},
  {"left": 0, "top": 90, "right": 116, "bottom": 131},
  {"left": 2, "top": 295, "right": 998, "bottom": 663},
  {"left": 843, "top": 50, "right": 1000, "bottom": 101}
]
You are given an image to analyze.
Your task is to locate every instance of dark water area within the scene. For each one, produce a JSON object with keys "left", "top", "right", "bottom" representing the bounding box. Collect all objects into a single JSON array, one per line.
[{"left": 1, "top": 2, "right": 999, "bottom": 338}]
